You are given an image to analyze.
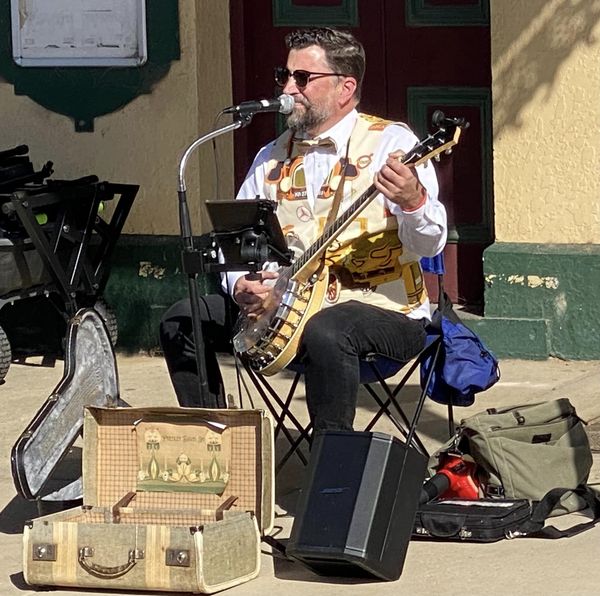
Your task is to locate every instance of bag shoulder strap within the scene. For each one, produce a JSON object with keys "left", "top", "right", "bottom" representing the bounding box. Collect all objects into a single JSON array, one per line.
[{"left": 519, "top": 485, "right": 600, "bottom": 539}]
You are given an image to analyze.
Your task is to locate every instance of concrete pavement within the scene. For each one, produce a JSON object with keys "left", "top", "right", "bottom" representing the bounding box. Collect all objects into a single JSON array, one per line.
[{"left": 0, "top": 353, "right": 599, "bottom": 596}]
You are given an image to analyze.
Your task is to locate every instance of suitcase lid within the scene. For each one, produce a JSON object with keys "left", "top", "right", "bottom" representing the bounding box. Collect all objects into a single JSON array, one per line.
[
  {"left": 11, "top": 307, "right": 123, "bottom": 501},
  {"left": 83, "top": 406, "right": 275, "bottom": 534}
]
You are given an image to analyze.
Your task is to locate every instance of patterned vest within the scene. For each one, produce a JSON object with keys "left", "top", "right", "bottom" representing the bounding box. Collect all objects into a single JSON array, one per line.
[{"left": 262, "top": 113, "right": 427, "bottom": 314}]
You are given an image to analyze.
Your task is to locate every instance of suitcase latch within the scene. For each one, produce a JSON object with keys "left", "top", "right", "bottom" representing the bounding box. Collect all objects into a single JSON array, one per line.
[
  {"left": 33, "top": 543, "right": 57, "bottom": 561},
  {"left": 166, "top": 549, "right": 191, "bottom": 567}
]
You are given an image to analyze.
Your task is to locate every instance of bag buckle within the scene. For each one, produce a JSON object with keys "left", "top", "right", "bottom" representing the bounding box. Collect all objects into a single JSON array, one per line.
[
  {"left": 449, "top": 427, "right": 463, "bottom": 453},
  {"left": 485, "top": 484, "right": 505, "bottom": 498},
  {"left": 513, "top": 411, "right": 525, "bottom": 425}
]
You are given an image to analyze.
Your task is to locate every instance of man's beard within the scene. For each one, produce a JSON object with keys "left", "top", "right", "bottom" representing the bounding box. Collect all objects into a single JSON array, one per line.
[{"left": 286, "top": 99, "right": 330, "bottom": 134}]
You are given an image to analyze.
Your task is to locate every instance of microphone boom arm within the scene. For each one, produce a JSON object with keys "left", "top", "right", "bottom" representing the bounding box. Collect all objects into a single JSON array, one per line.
[
  {"left": 178, "top": 119, "right": 245, "bottom": 193},
  {"left": 176, "top": 115, "right": 253, "bottom": 407}
]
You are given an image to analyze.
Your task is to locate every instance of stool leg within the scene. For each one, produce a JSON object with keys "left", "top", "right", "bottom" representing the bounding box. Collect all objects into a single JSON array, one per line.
[
  {"left": 363, "top": 357, "right": 420, "bottom": 431},
  {"left": 406, "top": 339, "right": 444, "bottom": 454},
  {"left": 447, "top": 403, "right": 455, "bottom": 437},
  {"left": 241, "top": 362, "right": 310, "bottom": 468},
  {"left": 362, "top": 360, "right": 428, "bottom": 456},
  {"left": 275, "top": 421, "right": 313, "bottom": 474}
]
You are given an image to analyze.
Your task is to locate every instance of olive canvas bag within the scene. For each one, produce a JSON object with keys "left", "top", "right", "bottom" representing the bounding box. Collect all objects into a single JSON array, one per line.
[
  {"left": 432, "top": 398, "right": 596, "bottom": 515},
  {"left": 422, "top": 398, "right": 600, "bottom": 540}
]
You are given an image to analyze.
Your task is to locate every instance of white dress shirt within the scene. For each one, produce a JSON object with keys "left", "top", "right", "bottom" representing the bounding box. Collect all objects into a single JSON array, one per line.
[{"left": 224, "top": 109, "right": 447, "bottom": 319}]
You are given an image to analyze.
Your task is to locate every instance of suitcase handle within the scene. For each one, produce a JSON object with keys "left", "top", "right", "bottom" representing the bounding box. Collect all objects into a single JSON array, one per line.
[{"left": 78, "top": 547, "right": 138, "bottom": 579}]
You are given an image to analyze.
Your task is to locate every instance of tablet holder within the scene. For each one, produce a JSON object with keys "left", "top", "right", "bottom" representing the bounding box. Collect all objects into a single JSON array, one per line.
[{"left": 182, "top": 199, "right": 292, "bottom": 275}]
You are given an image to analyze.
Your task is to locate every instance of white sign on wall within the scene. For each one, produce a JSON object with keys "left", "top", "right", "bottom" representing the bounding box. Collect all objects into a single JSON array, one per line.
[{"left": 11, "top": 0, "right": 147, "bottom": 67}]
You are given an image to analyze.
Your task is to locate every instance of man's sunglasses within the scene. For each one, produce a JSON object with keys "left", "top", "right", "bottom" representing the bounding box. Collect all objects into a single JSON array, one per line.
[{"left": 274, "top": 66, "right": 348, "bottom": 88}]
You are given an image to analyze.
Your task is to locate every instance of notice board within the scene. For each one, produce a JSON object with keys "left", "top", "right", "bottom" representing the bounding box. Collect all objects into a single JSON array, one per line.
[{"left": 11, "top": 0, "right": 147, "bottom": 67}]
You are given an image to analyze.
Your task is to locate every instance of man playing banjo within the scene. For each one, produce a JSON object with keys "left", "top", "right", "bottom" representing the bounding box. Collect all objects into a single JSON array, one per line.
[{"left": 160, "top": 27, "right": 447, "bottom": 433}]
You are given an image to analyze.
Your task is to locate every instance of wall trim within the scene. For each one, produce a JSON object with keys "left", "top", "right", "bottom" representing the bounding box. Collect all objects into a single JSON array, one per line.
[
  {"left": 104, "top": 234, "right": 217, "bottom": 352},
  {"left": 407, "top": 86, "right": 493, "bottom": 243},
  {"left": 406, "top": 0, "right": 490, "bottom": 27},
  {"left": 272, "top": 0, "right": 359, "bottom": 27},
  {"left": 103, "top": 236, "right": 600, "bottom": 360},
  {"left": 483, "top": 242, "right": 600, "bottom": 359}
]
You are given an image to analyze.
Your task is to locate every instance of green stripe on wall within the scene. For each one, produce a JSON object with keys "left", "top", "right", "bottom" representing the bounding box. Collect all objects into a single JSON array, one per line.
[
  {"left": 104, "top": 235, "right": 218, "bottom": 352},
  {"left": 105, "top": 236, "right": 600, "bottom": 361},
  {"left": 482, "top": 242, "right": 600, "bottom": 359}
]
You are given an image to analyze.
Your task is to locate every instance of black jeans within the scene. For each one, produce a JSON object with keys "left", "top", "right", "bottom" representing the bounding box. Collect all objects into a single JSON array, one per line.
[
  {"left": 300, "top": 301, "right": 427, "bottom": 431},
  {"left": 159, "top": 297, "right": 426, "bottom": 431}
]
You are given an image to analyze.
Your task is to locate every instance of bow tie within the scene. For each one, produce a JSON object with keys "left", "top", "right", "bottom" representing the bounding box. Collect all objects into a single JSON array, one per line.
[{"left": 293, "top": 136, "right": 337, "bottom": 155}]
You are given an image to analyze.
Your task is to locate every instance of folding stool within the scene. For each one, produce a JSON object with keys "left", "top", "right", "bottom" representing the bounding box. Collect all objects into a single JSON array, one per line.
[{"left": 241, "top": 255, "right": 451, "bottom": 474}]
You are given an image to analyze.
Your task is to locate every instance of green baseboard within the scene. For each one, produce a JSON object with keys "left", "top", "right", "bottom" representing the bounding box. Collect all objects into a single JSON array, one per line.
[
  {"left": 104, "top": 237, "right": 600, "bottom": 360},
  {"left": 466, "top": 317, "right": 549, "bottom": 360},
  {"left": 482, "top": 243, "right": 600, "bottom": 359},
  {"left": 103, "top": 235, "right": 218, "bottom": 352}
]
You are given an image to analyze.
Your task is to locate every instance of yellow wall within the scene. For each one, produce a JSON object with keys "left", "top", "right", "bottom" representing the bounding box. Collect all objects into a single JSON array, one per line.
[
  {"left": 5, "top": 2, "right": 599, "bottom": 244},
  {"left": 491, "top": 0, "right": 600, "bottom": 244},
  {"left": 0, "top": 0, "right": 233, "bottom": 236}
]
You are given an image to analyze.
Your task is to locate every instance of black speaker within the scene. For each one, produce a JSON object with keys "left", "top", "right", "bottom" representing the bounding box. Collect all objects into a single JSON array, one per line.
[{"left": 287, "top": 430, "right": 427, "bottom": 581}]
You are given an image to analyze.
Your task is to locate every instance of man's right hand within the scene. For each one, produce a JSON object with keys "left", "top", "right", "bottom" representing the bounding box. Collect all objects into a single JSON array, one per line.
[{"left": 234, "top": 270, "right": 279, "bottom": 316}]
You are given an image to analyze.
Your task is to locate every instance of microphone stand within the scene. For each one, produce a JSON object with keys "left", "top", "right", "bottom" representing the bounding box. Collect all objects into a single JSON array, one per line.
[{"left": 177, "top": 114, "right": 254, "bottom": 407}]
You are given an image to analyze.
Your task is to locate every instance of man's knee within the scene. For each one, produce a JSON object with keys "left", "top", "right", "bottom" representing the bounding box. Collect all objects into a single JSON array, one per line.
[
  {"left": 302, "top": 303, "right": 365, "bottom": 352},
  {"left": 302, "top": 309, "right": 346, "bottom": 352}
]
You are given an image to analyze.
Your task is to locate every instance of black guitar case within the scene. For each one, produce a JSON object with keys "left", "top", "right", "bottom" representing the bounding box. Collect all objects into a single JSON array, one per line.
[{"left": 11, "top": 307, "right": 127, "bottom": 502}]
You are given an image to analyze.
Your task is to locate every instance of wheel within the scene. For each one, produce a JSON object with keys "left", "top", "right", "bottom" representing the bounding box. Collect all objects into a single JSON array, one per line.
[
  {"left": 92, "top": 298, "right": 118, "bottom": 347},
  {"left": 0, "top": 325, "right": 11, "bottom": 382}
]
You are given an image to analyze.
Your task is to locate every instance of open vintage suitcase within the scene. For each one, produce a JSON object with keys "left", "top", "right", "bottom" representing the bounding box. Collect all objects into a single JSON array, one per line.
[{"left": 23, "top": 406, "right": 274, "bottom": 593}]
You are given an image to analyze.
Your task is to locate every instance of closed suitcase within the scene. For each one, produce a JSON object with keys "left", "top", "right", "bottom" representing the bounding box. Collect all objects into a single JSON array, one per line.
[
  {"left": 23, "top": 406, "right": 274, "bottom": 593},
  {"left": 413, "top": 499, "right": 532, "bottom": 542}
]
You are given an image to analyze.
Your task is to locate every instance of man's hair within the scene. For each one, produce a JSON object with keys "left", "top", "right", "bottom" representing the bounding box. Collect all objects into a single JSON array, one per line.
[{"left": 285, "top": 28, "right": 365, "bottom": 102}]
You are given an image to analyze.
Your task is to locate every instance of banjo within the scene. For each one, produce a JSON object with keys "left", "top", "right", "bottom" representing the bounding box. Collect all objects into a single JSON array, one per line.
[{"left": 233, "top": 112, "right": 466, "bottom": 376}]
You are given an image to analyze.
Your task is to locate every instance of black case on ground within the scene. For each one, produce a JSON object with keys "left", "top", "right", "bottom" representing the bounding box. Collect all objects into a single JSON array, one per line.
[
  {"left": 413, "top": 499, "right": 532, "bottom": 542},
  {"left": 287, "top": 430, "right": 427, "bottom": 581}
]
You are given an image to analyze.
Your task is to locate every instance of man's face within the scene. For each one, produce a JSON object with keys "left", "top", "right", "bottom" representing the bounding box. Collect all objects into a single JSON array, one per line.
[{"left": 282, "top": 45, "right": 347, "bottom": 136}]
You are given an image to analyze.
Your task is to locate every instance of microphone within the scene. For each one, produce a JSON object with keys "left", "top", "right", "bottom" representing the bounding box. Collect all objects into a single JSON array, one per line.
[{"left": 223, "top": 94, "right": 294, "bottom": 116}]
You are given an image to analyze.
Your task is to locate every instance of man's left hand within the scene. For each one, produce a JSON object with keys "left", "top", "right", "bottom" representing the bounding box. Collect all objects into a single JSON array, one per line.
[{"left": 374, "top": 150, "right": 427, "bottom": 211}]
